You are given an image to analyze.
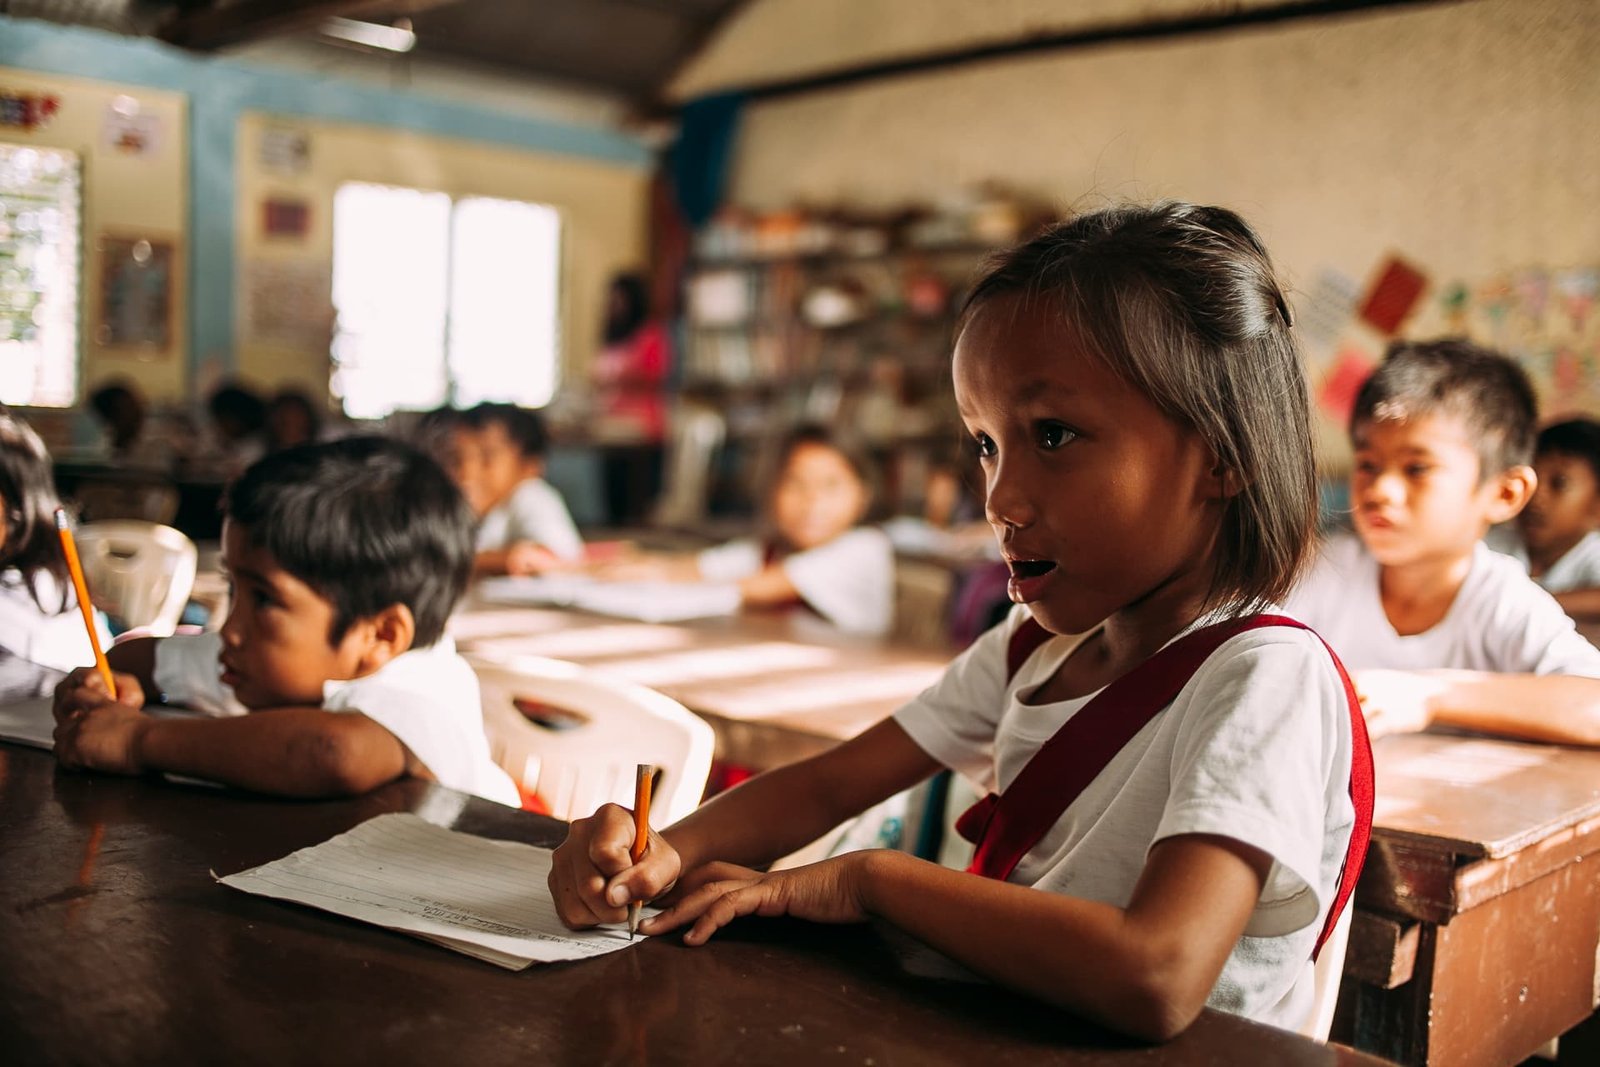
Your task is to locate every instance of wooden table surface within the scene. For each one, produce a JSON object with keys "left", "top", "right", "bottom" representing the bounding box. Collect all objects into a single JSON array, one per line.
[
  {"left": 449, "top": 603, "right": 952, "bottom": 768},
  {"left": 0, "top": 745, "right": 1388, "bottom": 1066}
]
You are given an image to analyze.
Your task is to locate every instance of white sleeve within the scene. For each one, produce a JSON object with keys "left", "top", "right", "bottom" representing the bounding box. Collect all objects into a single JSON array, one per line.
[
  {"left": 1496, "top": 586, "right": 1600, "bottom": 677},
  {"left": 323, "top": 654, "right": 483, "bottom": 794},
  {"left": 152, "top": 632, "right": 246, "bottom": 717},
  {"left": 781, "top": 528, "right": 896, "bottom": 636},
  {"left": 696, "top": 539, "right": 764, "bottom": 582},
  {"left": 506, "top": 480, "right": 585, "bottom": 562},
  {"left": 1154, "top": 630, "right": 1352, "bottom": 938},
  {"left": 892, "top": 605, "right": 1028, "bottom": 788}
]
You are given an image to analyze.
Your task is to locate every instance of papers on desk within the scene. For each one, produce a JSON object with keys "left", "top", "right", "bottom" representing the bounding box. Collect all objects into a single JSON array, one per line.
[
  {"left": 477, "top": 575, "right": 742, "bottom": 624},
  {"left": 0, "top": 697, "right": 55, "bottom": 749},
  {"left": 218, "top": 812, "right": 647, "bottom": 970}
]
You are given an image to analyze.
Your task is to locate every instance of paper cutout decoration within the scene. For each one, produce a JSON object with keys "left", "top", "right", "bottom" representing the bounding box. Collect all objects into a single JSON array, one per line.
[
  {"left": 1358, "top": 256, "right": 1428, "bottom": 336},
  {"left": 1296, "top": 268, "right": 1361, "bottom": 353},
  {"left": 262, "top": 197, "right": 310, "bottom": 239},
  {"left": 1318, "top": 346, "right": 1376, "bottom": 425},
  {"left": 0, "top": 90, "right": 60, "bottom": 131}
]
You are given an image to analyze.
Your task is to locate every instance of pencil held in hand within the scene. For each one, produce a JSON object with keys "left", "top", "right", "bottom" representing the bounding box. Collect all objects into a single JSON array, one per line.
[
  {"left": 628, "top": 763, "right": 655, "bottom": 939},
  {"left": 54, "top": 508, "right": 116, "bottom": 700}
]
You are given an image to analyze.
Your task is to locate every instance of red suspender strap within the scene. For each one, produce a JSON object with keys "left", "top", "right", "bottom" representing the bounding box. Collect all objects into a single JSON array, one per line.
[{"left": 954, "top": 613, "right": 1373, "bottom": 962}]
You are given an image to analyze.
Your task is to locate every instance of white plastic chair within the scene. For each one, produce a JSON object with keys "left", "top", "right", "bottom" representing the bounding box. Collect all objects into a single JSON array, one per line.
[
  {"left": 467, "top": 653, "right": 715, "bottom": 826},
  {"left": 1303, "top": 905, "right": 1353, "bottom": 1042},
  {"left": 73, "top": 521, "right": 198, "bottom": 636},
  {"left": 651, "top": 404, "right": 726, "bottom": 530}
]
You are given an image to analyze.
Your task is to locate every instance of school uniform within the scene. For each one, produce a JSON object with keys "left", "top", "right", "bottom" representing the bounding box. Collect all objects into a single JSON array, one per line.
[
  {"left": 1486, "top": 526, "right": 1600, "bottom": 594},
  {"left": 476, "top": 477, "right": 584, "bottom": 563},
  {"left": 0, "top": 569, "right": 113, "bottom": 673},
  {"left": 696, "top": 527, "right": 896, "bottom": 636},
  {"left": 894, "top": 605, "right": 1354, "bottom": 1030},
  {"left": 1287, "top": 533, "right": 1600, "bottom": 674},
  {"left": 151, "top": 631, "right": 521, "bottom": 807}
]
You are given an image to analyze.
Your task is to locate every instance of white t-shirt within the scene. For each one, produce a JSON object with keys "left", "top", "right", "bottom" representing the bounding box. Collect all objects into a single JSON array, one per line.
[
  {"left": 1286, "top": 533, "right": 1600, "bottom": 675},
  {"left": 1486, "top": 526, "right": 1600, "bottom": 594},
  {"left": 0, "top": 569, "right": 114, "bottom": 673},
  {"left": 894, "top": 606, "right": 1354, "bottom": 1031},
  {"left": 476, "top": 478, "right": 584, "bottom": 563},
  {"left": 696, "top": 527, "right": 896, "bottom": 636},
  {"left": 152, "top": 631, "right": 520, "bottom": 806}
]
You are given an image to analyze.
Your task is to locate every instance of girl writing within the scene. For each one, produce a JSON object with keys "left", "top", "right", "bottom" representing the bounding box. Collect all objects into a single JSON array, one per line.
[
  {"left": 0, "top": 408, "right": 112, "bottom": 697},
  {"left": 599, "top": 424, "right": 894, "bottom": 636},
  {"left": 549, "top": 203, "right": 1368, "bottom": 1039}
]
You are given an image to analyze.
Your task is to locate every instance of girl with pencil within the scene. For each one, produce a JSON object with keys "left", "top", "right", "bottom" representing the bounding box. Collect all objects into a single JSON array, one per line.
[
  {"left": 549, "top": 203, "right": 1371, "bottom": 1041},
  {"left": 0, "top": 408, "right": 112, "bottom": 698}
]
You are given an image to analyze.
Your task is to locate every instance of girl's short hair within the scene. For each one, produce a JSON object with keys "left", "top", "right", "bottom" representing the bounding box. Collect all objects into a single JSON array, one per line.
[
  {"left": 0, "top": 407, "right": 70, "bottom": 612},
  {"left": 960, "top": 202, "right": 1315, "bottom": 612}
]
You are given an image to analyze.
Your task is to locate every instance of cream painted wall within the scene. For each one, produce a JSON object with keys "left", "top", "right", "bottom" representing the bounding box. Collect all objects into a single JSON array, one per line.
[
  {"left": 232, "top": 111, "right": 649, "bottom": 402},
  {"left": 0, "top": 66, "right": 187, "bottom": 402}
]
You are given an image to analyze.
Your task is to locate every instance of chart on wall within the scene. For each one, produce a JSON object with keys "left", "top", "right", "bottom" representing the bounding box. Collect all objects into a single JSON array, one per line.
[{"left": 0, "top": 142, "right": 80, "bottom": 408}]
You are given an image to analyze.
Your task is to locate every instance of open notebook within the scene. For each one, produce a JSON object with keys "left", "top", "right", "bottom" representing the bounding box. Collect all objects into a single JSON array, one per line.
[
  {"left": 219, "top": 812, "right": 650, "bottom": 969},
  {"left": 476, "top": 575, "right": 742, "bottom": 624}
]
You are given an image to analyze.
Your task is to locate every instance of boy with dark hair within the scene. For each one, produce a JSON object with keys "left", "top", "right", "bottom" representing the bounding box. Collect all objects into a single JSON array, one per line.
[
  {"left": 443, "top": 403, "right": 583, "bottom": 576},
  {"left": 1287, "top": 339, "right": 1600, "bottom": 745},
  {"left": 52, "top": 437, "right": 520, "bottom": 805},
  {"left": 1492, "top": 417, "right": 1600, "bottom": 619}
]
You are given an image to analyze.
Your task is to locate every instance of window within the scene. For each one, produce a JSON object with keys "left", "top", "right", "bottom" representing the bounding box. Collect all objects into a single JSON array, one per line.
[
  {"left": 331, "top": 182, "right": 561, "bottom": 420},
  {"left": 0, "top": 143, "right": 81, "bottom": 408}
]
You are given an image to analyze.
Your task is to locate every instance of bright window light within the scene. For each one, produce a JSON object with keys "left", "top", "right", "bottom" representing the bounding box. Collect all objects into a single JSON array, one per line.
[
  {"left": 331, "top": 182, "right": 562, "bottom": 420},
  {"left": 0, "top": 143, "right": 81, "bottom": 408}
]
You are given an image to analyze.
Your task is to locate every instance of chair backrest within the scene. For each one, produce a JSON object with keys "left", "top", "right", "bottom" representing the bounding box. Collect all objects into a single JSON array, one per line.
[
  {"left": 73, "top": 521, "right": 198, "bottom": 636},
  {"left": 891, "top": 557, "right": 954, "bottom": 648},
  {"left": 652, "top": 404, "right": 726, "bottom": 529},
  {"left": 467, "top": 653, "right": 715, "bottom": 826},
  {"left": 1302, "top": 903, "right": 1352, "bottom": 1042}
]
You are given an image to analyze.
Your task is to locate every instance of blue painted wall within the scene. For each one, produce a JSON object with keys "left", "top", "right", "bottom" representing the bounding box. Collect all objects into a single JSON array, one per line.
[{"left": 0, "top": 15, "right": 651, "bottom": 386}]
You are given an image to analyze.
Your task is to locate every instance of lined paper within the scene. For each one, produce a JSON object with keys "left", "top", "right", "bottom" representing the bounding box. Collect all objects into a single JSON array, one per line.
[
  {"left": 218, "top": 812, "right": 647, "bottom": 970},
  {"left": 477, "top": 575, "right": 741, "bottom": 623},
  {"left": 0, "top": 698, "right": 55, "bottom": 749}
]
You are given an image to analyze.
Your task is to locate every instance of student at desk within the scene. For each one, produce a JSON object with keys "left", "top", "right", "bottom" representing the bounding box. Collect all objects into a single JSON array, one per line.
[
  {"left": 0, "top": 409, "right": 113, "bottom": 697},
  {"left": 595, "top": 424, "right": 895, "bottom": 636},
  {"left": 51, "top": 437, "right": 520, "bottom": 806},
  {"left": 1286, "top": 341, "right": 1600, "bottom": 746},
  {"left": 553, "top": 204, "right": 1367, "bottom": 1040},
  {"left": 1487, "top": 417, "right": 1600, "bottom": 621}
]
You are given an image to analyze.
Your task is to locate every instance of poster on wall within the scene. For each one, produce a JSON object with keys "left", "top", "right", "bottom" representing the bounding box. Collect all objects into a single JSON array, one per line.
[
  {"left": 102, "top": 97, "right": 164, "bottom": 157},
  {"left": 241, "top": 258, "right": 332, "bottom": 349},
  {"left": 96, "top": 234, "right": 176, "bottom": 353},
  {"left": 260, "top": 126, "right": 311, "bottom": 174}
]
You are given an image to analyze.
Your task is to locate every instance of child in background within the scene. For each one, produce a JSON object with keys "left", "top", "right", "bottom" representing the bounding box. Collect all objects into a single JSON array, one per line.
[
  {"left": 51, "top": 437, "right": 519, "bottom": 806},
  {"left": 1286, "top": 341, "right": 1600, "bottom": 745},
  {"left": 0, "top": 408, "right": 113, "bottom": 696},
  {"left": 443, "top": 403, "right": 584, "bottom": 576},
  {"left": 552, "top": 204, "right": 1364, "bottom": 1039},
  {"left": 601, "top": 425, "right": 895, "bottom": 636},
  {"left": 1495, "top": 418, "right": 1600, "bottom": 619}
]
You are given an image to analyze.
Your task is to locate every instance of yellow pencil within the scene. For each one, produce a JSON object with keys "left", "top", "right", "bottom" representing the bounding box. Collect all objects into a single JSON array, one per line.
[
  {"left": 628, "top": 763, "right": 655, "bottom": 939},
  {"left": 54, "top": 508, "right": 116, "bottom": 700}
]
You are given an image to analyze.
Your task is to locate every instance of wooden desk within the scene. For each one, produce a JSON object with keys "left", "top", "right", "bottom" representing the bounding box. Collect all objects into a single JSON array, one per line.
[
  {"left": 450, "top": 604, "right": 952, "bottom": 770},
  {"left": 0, "top": 745, "right": 1384, "bottom": 1065},
  {"left": 1337, "top": 733, "right": 1600, "bottom": 1065}
]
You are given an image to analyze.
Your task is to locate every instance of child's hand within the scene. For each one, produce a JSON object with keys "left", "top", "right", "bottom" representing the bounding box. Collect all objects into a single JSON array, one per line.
[
  {"left": 1353, "top": 669, "right": 1446, "bottom": 739},
  {"left": 640, "top": 854, "right": 874, "bottom": 945},
  {"left": 506, "top": 541, "right": 564, "bottom": 576},
  {"left": 53, "top": 701, "right": 153, "bottom": 776},
  {"left": 52, "top": 666, "right": 146, "bottom": 721},
  {"left": 548, "top": 802, "right": 682, "bottom": 929}
]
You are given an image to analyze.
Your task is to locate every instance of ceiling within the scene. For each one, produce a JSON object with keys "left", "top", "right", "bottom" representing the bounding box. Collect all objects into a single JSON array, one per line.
[{"left": 8, "top": 0, "right": 751, "bottom": 107}]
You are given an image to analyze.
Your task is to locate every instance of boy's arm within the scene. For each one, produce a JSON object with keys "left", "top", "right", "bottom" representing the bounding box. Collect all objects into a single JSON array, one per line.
[
  {"left": 736, "top": 564, "right": 803, "bottom": 609},
  {"left": 57, "top": 703, "right": 412, "bottom": 796},
  {"left": 1358, "top": 669, "right": 1600, "bottom": 746}
]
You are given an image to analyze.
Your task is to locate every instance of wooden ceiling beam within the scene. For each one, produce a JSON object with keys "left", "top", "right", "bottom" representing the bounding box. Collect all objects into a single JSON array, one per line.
[{"left": 158, "top": 0, "right": 449, "bottom": 52}]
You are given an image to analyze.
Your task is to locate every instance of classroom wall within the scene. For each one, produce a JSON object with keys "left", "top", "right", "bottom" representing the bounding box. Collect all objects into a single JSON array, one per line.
[
  {"left": 0, "top": 66, "right": 188, "bottom": 403},
  {"left": 233, "top": 112, "right": 649, "bottom": 398},
  {"left": 0, "top": 15, "right": 653, "bottom": 407},
  {"left": 674, "top": 0, "right": 1600, "bottom": 464}
]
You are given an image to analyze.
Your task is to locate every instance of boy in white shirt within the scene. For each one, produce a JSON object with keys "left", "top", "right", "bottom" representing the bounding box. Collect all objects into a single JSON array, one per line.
[
  {"left": 443, "top": 403, "right": 583, "bottom": 577},
  {"left": 1286, "top": 340, "right": 1600, "bottom": 745},
  {"left": 52, "top": 437, "right": 520, "bottom": 806},
  {"left": 1488, "top": 418, "right": 1600, "bottom": 620}
]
